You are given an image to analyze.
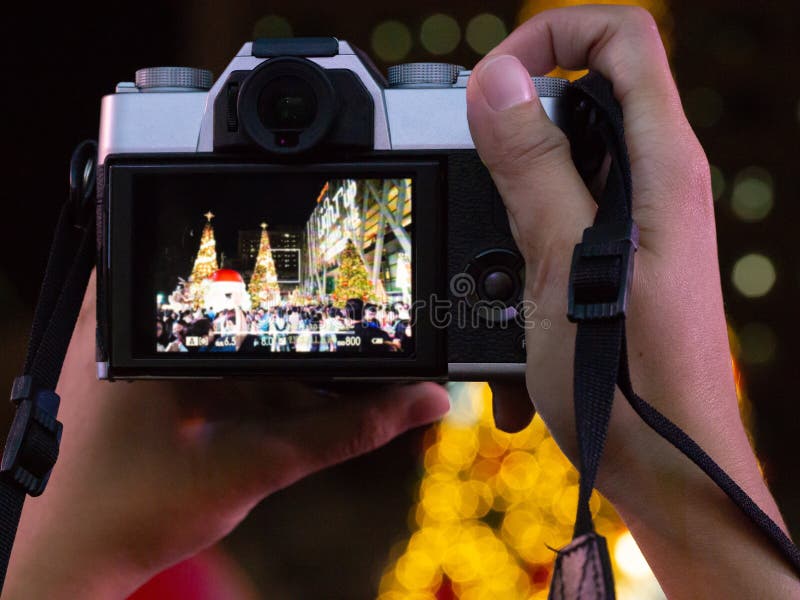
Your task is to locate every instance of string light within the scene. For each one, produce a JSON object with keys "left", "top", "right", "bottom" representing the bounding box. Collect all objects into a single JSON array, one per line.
[
  {"left": 378, "top": 384, "right": 663, "bottom": 599},
  {"left": 710, "top": 165, "right": 726, "bottom": 201},
  {"left": 737, "top": 322, "right": 778, "bottom": 365},
  {"left": 253, "top": 15, "right": 293, "bottom": 38},
  {"left": 420, "top": 14, "right": 461, "bottom": 55},
  {"left": 731, "top": 167, "right": 774, "bottom": 222},
  {"left": 371, "top": 21, "right": 413, "bottom": 63},
  {"left": 732, "top": 253, "right": 776, "bottom": 298},
  {"left": 465, "top": 14, "right": 507, "bottom": 55}
]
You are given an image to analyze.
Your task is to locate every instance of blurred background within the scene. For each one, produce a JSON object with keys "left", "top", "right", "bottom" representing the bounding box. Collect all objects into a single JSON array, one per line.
[{"left": 1, "top": 1, "right": 798, "bottom": 598}]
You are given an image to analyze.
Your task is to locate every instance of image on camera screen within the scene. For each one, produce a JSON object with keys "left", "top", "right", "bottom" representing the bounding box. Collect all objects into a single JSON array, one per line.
[{"left": 152, "top": 175, "right": 414, "bottom": 356}]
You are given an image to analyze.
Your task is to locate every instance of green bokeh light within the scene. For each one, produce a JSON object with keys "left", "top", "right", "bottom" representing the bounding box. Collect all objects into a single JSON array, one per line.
[
  {"left": 372, "top": 20, "right": 413, "bottom": 63},
  {"left": 709, "top": 164, "right": 725, "bottom": 201},
  {"left": 253, "top": 15, "right": 293, "bottom": 39},
  {"left": 465, "top": 14, "right": 507, "bottom": 55},
  {"left": 738, "top": 322, "right": 777, "bottom": 365},
  {"left": 731, "top": 167, "right": 773, "bottom": 222},
  {"left": 732, "top": 253, "right": 776, "bottom": 298},
  {"left": 421, "top": 14, "right": 461, "bottom": 55}
]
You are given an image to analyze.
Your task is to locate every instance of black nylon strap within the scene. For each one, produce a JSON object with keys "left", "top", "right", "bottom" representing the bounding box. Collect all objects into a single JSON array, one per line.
[
  {"left": 0, "top": 141, "right": 97, "bottom": 593},
  {"left": 550, "top": 72, "right": 800, "bottom": 599},
  {"left": 617, "top": 330, "right": 800, "bottom": 572},
  {"left": 0, "top": 481, "right": 24, "bottom": 590},
  {"left": 572, "top": 319, "right": 623, "bottom": 538}
]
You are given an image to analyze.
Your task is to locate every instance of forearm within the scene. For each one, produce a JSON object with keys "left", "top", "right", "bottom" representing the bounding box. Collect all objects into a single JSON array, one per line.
[
  {"left": 604, "top": 402, "right": 799, "bottom": 599},
  {"left": 4, "top": 499, "right": 145, "bottom": 599}
]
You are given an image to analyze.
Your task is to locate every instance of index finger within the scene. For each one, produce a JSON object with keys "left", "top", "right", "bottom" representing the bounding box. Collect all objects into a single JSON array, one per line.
[
  {"left": 488, "top": 5, "right": 680, "bottom": 122},
  {"left": 484, "top": 5, "right": 706, "bottom": 239}
]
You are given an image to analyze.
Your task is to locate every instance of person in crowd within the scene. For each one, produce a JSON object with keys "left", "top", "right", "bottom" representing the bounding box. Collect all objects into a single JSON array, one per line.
[
  {"left": 344, "top": 298, "right": 395, "bottom": 352},
  {"left": 155, "top": 320, "right": 169, "bottom": 352}
]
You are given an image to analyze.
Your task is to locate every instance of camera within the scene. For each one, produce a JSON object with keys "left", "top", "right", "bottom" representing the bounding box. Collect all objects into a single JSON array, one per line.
[{"left": 96, "top": 37, "right": 586, "bottom": 382}]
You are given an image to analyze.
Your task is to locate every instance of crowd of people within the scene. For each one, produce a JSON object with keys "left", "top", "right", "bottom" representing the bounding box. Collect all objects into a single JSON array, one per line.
[{"left": 156, "top": 298, "right": 413, "bottom": 354}]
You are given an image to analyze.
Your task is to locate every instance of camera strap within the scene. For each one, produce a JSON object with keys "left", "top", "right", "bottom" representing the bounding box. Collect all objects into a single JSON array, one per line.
[
  {"left": 549, "top": 72, "right": 800, "bottom": 599},
  {"left": 0, "top": 141, "right": 97, "bottom": 591}
]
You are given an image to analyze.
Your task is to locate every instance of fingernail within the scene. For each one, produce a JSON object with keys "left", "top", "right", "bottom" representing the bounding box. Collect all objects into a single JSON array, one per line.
[{"left": 476, "top": 55, "right": 535, "bottom": 111}]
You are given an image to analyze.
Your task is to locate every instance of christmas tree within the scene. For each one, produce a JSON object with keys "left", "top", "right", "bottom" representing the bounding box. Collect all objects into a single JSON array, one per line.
[
  {"left": 248, "top": 222, "right": 281, "bottom": 308},
  {"left": 188, "top": 211, "right": 219, "bottom": 305},
  {"left": 332, "top": 238, "right": 374, "bottom": 304}
]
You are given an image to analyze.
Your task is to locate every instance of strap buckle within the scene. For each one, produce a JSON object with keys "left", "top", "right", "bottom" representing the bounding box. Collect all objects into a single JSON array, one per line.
[
  {"left": 567, "top": 220, "right": 639, "bottom": 322},
  {"left": 0, "top": 376, "right": 62, "bottom": 496}
]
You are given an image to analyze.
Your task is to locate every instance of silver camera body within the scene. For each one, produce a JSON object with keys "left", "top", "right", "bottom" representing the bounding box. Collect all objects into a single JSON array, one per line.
[
  {"left": 99, "top": 39, "right": 569, "bottom": 164},
  {"left": 96, "top": 38, "right": 575, "bottom": 382}
]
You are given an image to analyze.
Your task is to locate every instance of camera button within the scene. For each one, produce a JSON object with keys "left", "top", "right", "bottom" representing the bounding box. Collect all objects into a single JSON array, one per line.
[{"left": 482, "top": 269, "right": 515, "bottom": 302}]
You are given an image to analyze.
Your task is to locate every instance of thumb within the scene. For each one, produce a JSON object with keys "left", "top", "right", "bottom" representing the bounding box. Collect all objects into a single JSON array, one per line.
[
  {"left": 466, "top": 54, "right": 595, "bottom": 264},
  {"left": 204, "top": 382, "right": 450, "bottom": 497}
]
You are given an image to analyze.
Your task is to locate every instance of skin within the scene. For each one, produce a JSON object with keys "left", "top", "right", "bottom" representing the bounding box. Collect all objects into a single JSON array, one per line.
[
  {"left": 4, "top": 273, "right": 450, "bottom": 597},
  {"left": 4, "top": 6, "right": 798, "bottom": 598},
  {"left": 469, "top": 6, "right": 799, "bottom": 598}
]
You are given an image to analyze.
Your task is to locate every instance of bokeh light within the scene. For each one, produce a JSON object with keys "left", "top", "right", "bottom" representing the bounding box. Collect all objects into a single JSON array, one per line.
[
  {"left": 709, "top": 164, "right": 726, "bottom": 201},
  {"left": 420, "top": 14, "right": 461, "bottom": 55},
  {"left": 465, "top": 14, "right": 508, "bottom": 55},
  {"left": 252, "top": 15, "right": 293, "bottom": 38},
  {"left": 372, "top": 20, "right": 413, "bottom": 63},
  {"left": 614, "top": 531, "right": 651, "bottom": 579},
  {"left": 732, "top": 253, "right": 776, "bottom": 298},
  {"left": 731, "top": 167, "right": 773, "bottom": 222},
  {"left": 378, "top": 383, "right": 664, "bottom": 599},
  {"left": 737, "top": 322, "right": 777, "bottom": 365}
]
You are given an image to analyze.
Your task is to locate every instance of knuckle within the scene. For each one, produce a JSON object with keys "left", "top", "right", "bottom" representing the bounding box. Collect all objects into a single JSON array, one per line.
[
  {"left": 484, "top": 114, "right": 572, "bottom": 179},
  {"left": 620, "top": 5, "right": 659, "bottom": 36}
]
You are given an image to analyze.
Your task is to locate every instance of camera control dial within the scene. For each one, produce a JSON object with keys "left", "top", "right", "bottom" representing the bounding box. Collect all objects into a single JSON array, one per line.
[
  {"left": 388, "top": 63, "right": 465, "bottom": 88},
  {"left": 135, "top": 67, "right": 213, "bottom": 91}
]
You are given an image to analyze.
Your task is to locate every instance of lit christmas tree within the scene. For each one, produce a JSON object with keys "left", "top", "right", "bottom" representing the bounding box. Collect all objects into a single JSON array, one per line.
[
  {"left": 332, "top": 238, "right": 374, "bottom": 304},
  {"left": 248, "top": 222, "right": 281, "bottom": 308},
  {"left": 188, "top": 211, "right": 219, "bottom": 305}
]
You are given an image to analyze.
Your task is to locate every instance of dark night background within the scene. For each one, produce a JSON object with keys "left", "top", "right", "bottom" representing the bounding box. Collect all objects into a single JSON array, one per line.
[
  {"left": 1, "top": 1, "right": 798, "bottom": 598},
  {"left": 137, "top": 172, "right": 325, "bottom": 292}
]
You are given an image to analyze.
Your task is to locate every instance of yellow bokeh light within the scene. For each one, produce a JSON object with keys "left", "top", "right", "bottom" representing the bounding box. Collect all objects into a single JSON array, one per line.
[
  {"left": 614, "top": 530, "right": 653, "bottom": 579},
  {"left": 380, "top": 386, "right": 651, "bottom": 598}
]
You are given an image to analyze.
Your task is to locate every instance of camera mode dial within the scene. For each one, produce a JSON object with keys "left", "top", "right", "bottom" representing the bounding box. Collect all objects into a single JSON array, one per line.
[
  {"left": 135, "top": 67, "right": 213, "bottom": 91},
  {"left": 388, "top": 63, "right": 465, "bottom": 88}
]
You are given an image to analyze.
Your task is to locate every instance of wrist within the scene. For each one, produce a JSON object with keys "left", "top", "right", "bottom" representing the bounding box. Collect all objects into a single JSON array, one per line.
[
  {"left": 4, "top": 503, "right": 148, "bottom": 599},
  {"left": 595, "top": 390, "right": 796, "bottom": 599}
]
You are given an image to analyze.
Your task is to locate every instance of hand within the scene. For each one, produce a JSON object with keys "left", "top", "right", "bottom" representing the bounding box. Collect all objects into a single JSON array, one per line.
[
  {"left": 467, "top": 6, "right": 798, "bottom": 598},
  {"left": 4, "top": 273, "right": 449, "bottom": 598}
]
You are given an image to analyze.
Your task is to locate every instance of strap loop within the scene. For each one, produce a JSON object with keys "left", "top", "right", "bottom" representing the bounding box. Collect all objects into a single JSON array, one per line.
[
  {"left": 1, "top": 377, "right": 62, "bottom": 497},
  {"left": 568, "top": 221, "right": 638, "bottom": 322}
]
